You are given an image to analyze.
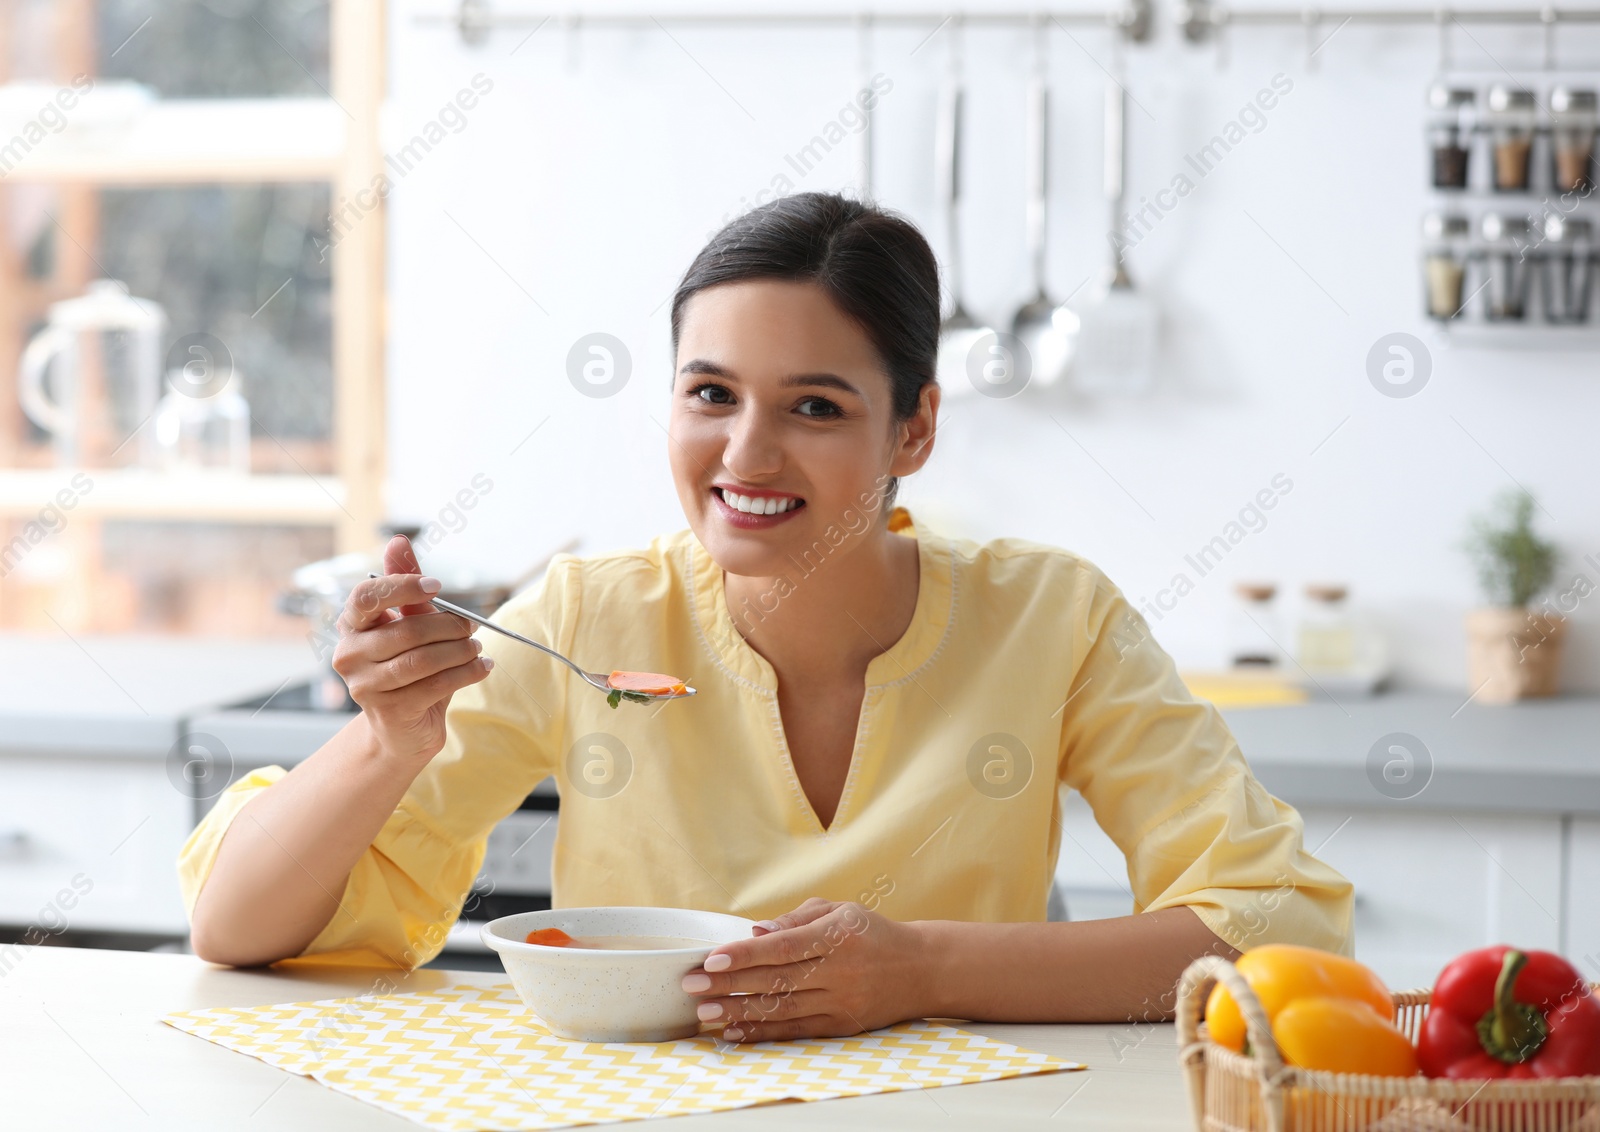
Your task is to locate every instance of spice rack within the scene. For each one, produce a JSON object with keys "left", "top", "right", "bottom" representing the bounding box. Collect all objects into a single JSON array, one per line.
[{"left": 1422, "top": 73, "right": 1600, "bottom": 343}]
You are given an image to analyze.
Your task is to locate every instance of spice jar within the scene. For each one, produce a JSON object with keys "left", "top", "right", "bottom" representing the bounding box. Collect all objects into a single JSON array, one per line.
[
  {"left": 1478, "top": 213, "right": 1534, "bottom": 321},
  {"left": 1541, "top": 214, "right": 1594, "bottom": 324},
  {"left": 1487, "top": 84, "right": 1537, "bottom": 192},
  {"left": 1298, "top": 585, "right": 1356, "bottom": 672},
  {"left": 1427, "top": 84, "right": 1475, "bottom": 189},
  {"left": 1549, "top": 86, "right": 1597, "bottom": 195},
  {"left": 1230, "top": 582, "right": 1282, "bottom": 667},
  {"left": 1422, "top": 212, "right": 1470, "bottom": 320}
]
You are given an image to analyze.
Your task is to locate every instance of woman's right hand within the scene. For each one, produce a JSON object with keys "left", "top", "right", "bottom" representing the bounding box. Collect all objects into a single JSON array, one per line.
[{"left": 332, "top": 534, "right": 494, "bottom": 766}]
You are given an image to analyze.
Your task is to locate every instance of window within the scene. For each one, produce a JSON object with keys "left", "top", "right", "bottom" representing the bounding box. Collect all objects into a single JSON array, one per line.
[{"left": 0, "top": 0, "right": 383, "bottom": 636}]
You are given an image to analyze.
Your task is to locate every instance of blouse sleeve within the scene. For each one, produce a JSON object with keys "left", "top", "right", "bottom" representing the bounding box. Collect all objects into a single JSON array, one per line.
[
  {"left": 1057, "top": 575, "right": 1354, "bottom": 956},
  {"left": 176, "top": 556, "right": 580, "bottom": 969}
]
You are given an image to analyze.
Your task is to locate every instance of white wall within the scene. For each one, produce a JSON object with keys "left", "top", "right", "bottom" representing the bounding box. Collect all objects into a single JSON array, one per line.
[{"left": 384, "top": 0, "right": 1600, "bottom": 691}]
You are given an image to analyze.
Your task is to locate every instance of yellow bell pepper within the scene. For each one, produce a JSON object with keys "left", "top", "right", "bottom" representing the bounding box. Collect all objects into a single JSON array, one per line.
[
  {"left": 1274, "top": 996, "right": 1419, "bottom": 1077},
  {"left": 1205, "top": 944, "right": 1397, "bottom": 1055}
]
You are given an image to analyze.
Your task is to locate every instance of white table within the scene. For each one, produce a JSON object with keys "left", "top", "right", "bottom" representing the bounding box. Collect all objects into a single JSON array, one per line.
[{"left": 0, "top": 947, "right": 1194, "bottom": 1130}]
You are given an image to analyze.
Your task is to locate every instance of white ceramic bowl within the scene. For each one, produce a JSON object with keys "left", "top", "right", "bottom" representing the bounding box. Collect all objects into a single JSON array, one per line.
[{"left": 482, "top": 907, "right": 756, "bottom": 1043}]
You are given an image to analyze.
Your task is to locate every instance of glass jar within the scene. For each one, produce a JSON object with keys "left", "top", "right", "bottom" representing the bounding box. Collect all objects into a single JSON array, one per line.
[
  {"left": 1427, "top": 84, "right": 1475, "bottom": 189},
  {"left": 1478, "top": 213, "right": 1534, "bottom": 321},
  {"left": 1422, "top": 212, "right": 1471, "bottom": 320},
  {"left": 1298, "top": 584, "right": 1356, "bottom": 672},
  {"left": 1541, "top": 214, "right": 1595, "bottom": 324},
  {"left": 1486, "top": 84, "right": 1537, "bottom": 192},
  {"left": 153, "top": 368, "right": 252, "bottom": 472},
  {"left": 1550, "top": 86, "right": 1597, "bottom": 195},
  {"left": 1229, "top": 582, "right": 1282, "bottom": 667}
]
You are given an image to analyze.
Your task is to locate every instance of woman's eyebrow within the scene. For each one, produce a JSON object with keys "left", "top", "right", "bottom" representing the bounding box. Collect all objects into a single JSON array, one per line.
[
  {"left": 677, "top": 359, "right": 862, "bottom": 398},
  {"left": 782, "top": 373, "right": 862, "bottom": 397}
]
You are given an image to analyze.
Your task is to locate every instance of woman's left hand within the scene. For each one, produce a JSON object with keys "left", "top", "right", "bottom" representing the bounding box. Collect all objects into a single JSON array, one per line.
[{"left": 680, "top": 897, "right": 933, "bottom": 1043}]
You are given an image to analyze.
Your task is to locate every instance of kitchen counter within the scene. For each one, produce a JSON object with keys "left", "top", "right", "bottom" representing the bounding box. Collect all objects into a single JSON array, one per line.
[
  {"left": 198, "top": 688, "right": 1600, "bottom": 817},
  {"left": 0, "top": 947, "right": 1188, "bottom": 1130},
  {"left": 0, "top": 637, "right": 320, "bottom": 936},
  {"left": 0, "top": 634, "right": 316, "bottom": 753},
  {"left": 1220, "top": 692, "right": 1600, "bottom": 816},
  {"left": 1, "top": 629, "right": 1594, "bottom": 816}
]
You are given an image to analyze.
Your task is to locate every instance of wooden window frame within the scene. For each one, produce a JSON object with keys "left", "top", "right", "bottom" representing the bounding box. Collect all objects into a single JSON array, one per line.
[{"left": 0, "top": 0, "right": 386, "bottom": 553}]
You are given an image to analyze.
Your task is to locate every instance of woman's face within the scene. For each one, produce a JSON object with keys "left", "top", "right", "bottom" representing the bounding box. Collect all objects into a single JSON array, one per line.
[{"left": 669, "top": 279, "right": 937, "bottom": 579}]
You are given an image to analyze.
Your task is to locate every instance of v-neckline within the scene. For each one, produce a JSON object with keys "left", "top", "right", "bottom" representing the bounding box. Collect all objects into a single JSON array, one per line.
[
  {"left": 687, "top": 510, "right": 953, "bottom": 694},
  {"left": 685, "top": 510, "right": 956, "bottom": 834}
]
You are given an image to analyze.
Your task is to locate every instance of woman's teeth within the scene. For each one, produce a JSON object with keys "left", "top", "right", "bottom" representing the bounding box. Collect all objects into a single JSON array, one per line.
[{"left": 717, "top": 488, "right": 802, "bottom": 516}]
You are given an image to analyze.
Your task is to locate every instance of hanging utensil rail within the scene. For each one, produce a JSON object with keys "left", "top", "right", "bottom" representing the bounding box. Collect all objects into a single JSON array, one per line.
[
  {"left": 417, "top": 2, "right": 1155, "bottom": 43},
  {"left": 1179, "top": 0, "right": 1600, "bottom": 43}
]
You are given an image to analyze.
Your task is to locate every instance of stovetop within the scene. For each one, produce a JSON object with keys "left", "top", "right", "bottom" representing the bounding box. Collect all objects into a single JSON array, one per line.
[{"left": 226, "top": 680, "right": 358, "bottom": 714}]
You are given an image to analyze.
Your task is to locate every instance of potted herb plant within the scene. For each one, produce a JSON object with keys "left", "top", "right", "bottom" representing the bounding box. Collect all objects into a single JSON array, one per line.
[{"left": 1462, "top": 489, "right": 1564, "bottom": 704}]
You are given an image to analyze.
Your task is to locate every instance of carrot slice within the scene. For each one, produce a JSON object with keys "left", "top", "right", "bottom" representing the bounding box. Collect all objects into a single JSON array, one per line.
[
  {"left": 525, "top": 927, "right": 575, "bottom": 947},
  {"left": 607, "top": 671, "right": 687, "bottom": 696}
]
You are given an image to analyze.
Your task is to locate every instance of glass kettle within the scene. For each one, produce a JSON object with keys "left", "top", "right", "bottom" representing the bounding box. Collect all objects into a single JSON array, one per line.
[{"left": 18, "top": 279, "right": 166, "bottom": 467}]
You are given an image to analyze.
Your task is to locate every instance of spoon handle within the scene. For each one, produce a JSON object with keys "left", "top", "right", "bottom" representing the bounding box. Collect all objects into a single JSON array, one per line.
[{"left": 364, "top": 574, "right": 590, "bottom": 682}]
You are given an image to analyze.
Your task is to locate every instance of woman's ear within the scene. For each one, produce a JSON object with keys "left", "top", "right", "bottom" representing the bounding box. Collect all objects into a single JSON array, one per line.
[{"left": 890, "top": 381, "right": 940, "bottom": 477}]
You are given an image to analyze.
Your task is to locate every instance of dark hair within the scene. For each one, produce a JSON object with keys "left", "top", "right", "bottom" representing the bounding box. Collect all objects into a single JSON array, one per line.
[{"left": 670, "top": 191, "right": 940, "bottom": 514}]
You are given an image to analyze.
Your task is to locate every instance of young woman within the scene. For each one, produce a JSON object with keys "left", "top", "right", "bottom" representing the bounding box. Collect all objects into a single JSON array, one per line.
[{"left": 182, "top": 192, "right": 1350, "bottom": 1040}]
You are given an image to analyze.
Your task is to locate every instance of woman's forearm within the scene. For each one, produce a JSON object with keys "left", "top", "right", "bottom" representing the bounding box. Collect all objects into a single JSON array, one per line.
[
  {"left": 918, "top": 906, "right": 1239, "bottom": 1023},
  {"left": 187, "top": 714, "right": 426, "bottom": 968}
]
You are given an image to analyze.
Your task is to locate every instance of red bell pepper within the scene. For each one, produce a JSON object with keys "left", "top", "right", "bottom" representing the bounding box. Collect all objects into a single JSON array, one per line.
[{"left": 1418, "top": 945, "right": 1600, "bottom": 1079}]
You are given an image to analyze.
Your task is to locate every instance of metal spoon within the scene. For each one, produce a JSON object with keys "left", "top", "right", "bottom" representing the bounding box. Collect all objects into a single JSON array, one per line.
[
  {"left": 1009, "top": 31, "right": 1077, "bottom": 390},
  {"left": 367, "top": 576, "right": 696, "bottom": 705},
  {"left": 933, "top": 25, "right": 1000, "bottom": 398}
]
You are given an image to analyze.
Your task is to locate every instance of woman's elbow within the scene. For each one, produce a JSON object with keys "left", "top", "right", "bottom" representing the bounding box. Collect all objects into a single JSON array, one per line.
[
  {"left": 188, "top": 914, "right": 270, "bottom": 968},
  {"left": 186, "top": 892, "right": 294, "bottom": 968},
  {"left": 189, "top": 920, "right": 241, "bottom": 967}
]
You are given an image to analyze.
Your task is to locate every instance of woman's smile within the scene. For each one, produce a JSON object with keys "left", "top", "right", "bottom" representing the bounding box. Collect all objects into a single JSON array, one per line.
[{"left": 712, "top": 483, "right": 807, "bottom": 528}]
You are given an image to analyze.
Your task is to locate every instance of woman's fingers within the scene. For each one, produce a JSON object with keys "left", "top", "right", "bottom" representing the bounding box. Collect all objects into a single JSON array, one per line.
[
  {"left": 381, "top": 534, "right": 435, "bottom": 616},
  {"left": 682, "top": 901, "right": 903, "bottom": 1044},
  {"left": 327, "top": 535, "right": 488, "bottom": 763},
  {"left": 751, "top": 897, "right": 839, "bottom": 936},
  {"left": 710, "top": 901, "right": 838, "bottom": 972},
  {"left": 332, "top": 612, "right": 472, "bottom": 688},
  {"left": 374, "top": 653, "right": 494, "bottom": 709},
  {"left": 348, "top": 609, "right": 475, "bottom": 666},
  {"left": 341, "top": 572, "right": 443, "bottom": 632},
  {"left": 708, "top": 926, "right": 827, "bottom": 973},
  {"left": 697, "top": 987, "right": 831, "bottom": 1026},
  {"left": 356, "top": 637, "right": 484, "bottom": 695},
  {"left": 686, "top": 958, "right": 823, "bottom": 999},
  {"left": 704, "top": 902, "right": 854, "bottom": 975}
]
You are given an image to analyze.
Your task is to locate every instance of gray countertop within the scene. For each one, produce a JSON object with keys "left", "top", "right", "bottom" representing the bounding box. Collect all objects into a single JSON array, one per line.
[
  {"left": 1221, "top": 692, "right": 1600, "bottom": 816},
  {"left": 0, "top": 634, "right": 316, "bottom": 754},
  {"left": 201, "top": 689, "right": 1600, "bottom": 817},
  {"left": 2, "top": 632, "right": 1596, "bottom": 816}
]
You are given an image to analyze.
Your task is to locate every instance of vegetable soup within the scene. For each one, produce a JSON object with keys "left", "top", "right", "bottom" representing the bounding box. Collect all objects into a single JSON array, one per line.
[{"left": 525, "top": 927, "right": 713, "bottom": 950}]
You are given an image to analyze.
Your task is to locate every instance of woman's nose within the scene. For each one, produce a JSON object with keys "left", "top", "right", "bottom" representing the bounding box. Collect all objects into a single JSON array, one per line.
[{"left": 721, "top": 410, "right": 784, "bottom": 479}]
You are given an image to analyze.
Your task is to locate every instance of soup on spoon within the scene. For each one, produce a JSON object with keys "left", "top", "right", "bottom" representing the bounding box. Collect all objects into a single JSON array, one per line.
[{"left": 606, "top": 671, "right": 688, "bottom": 708}]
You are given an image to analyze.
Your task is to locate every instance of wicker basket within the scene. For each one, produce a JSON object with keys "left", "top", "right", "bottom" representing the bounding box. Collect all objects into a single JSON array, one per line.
[{"left": 1176, "top": 955, "right": 1600, "bottom": 1132}]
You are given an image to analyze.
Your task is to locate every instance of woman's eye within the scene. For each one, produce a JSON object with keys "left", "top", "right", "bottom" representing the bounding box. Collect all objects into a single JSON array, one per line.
[
  {"left": 690, "top": 383, "right": 733, "bottom": 405},
  {"left": 796, "top": 397, "right": 842, "bottom": 419}
]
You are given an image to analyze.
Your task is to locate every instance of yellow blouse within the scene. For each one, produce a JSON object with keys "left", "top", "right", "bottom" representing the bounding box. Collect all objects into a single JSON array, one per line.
[{"left": 178, "top": 510, "right": 1353, "bottom": 970}]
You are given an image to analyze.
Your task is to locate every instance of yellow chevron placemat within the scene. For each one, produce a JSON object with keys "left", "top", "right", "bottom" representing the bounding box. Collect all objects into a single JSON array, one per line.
[{"left": 164, "top": 983, "right": 1082, "bottom": 1130}]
